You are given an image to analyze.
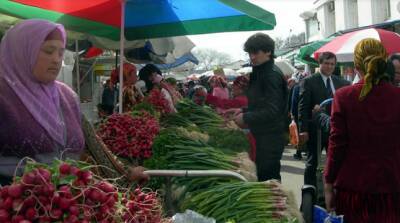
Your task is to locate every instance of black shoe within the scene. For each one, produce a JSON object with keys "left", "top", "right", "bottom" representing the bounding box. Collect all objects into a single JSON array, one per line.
[{"left": 293, "top": 153, "right": 302, "bottom": 160}]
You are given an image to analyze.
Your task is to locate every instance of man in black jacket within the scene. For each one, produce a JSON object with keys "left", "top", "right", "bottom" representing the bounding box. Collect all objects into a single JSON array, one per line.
[
  {"left": 230, "top": 33, "right": 288, "bottom": 181},
  {"left": 298, "top": 52, "right": 350, "bottom": 187}
]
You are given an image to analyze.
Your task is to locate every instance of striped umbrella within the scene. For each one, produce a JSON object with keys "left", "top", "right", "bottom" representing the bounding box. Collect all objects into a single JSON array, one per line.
[
  {"left": 0, "top": 0, "right": 276, "bottom": 113},
  {"left": 0, "top": 0, "right": 276, "bottom": 41},
  {"left": 314, "top": 28, "right": 400, "bottom": 63}
]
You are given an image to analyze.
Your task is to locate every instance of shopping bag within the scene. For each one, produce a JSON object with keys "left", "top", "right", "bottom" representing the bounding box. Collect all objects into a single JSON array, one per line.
[
  {"left": 172, "top": 210, "right": 216, "bottom": 223},
  {"left": 313, "top": 205, "right": 344, "bottom": 223},
  {"left": 289, "top": 119, "right": 299, "bottom": 146}
]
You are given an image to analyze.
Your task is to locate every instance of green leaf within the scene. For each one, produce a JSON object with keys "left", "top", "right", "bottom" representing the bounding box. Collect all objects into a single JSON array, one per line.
[{"left": 59, "top": 175, "right": 77, "bottom": 185}]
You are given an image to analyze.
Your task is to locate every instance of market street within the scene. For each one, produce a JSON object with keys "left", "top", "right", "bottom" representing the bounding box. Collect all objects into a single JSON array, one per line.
[{"left": 281, "top": 146, "right": 305, "bottom": 208}]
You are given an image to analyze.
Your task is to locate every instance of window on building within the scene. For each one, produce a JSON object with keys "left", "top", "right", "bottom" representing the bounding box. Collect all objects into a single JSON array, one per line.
[
  {"left": 307, "top": 17, "right": 319, "bottom": 38},
  {"left": 346, "top": 0, "right": 358, "bottom": 28},
  {"left": 372, "top": 0, "right": 390, "bottom": 23}
]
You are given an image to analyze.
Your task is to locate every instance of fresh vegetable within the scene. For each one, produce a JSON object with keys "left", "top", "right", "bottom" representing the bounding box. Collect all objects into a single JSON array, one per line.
[
  {"left": 0, "top": 160, "right": 118, "bottom": 223},
  {"left": 97, "top": 112, "right": 159, "bottom": 159},
  {"left": 183, "top": 181, "right": 300, "bottom": 223},
  {"left": 206, "top": 128, "right": 250, "bottom": 153},
  {"left": 146, "top": 88, "right": 171, "bottom": 115},
  {"left": 0, "top": 160, "right": 165, "bottom": 223},
  {"left": 132, "top": 102, "right": 160, "bottom": 119},
  {"left": 176, "top": 99, "right": 224, "bottom": 130},
  {"left": 122, "top": 188, "right": 162, "bottom": 223}
]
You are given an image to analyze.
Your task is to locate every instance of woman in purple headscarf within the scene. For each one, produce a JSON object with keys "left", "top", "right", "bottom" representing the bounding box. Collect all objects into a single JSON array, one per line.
[{"left": 0, "top": 20, "right": 147, "bottom": 185}]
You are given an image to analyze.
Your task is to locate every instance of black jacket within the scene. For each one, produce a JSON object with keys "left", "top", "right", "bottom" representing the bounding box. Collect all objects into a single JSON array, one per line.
[
  {"left": 298, "top": 73, "right": 350, "bottom": 133},
  {"left": 243, "top": 60, "right": 288, "bottom": 134}
]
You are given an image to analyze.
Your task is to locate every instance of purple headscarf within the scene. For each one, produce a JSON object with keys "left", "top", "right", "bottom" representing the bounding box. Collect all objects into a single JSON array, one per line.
[{"left": 0, "top": 19, "right": 77, "bottom": 148}]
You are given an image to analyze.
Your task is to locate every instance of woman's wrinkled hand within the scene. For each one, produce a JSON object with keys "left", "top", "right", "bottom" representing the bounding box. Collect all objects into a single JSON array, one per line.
[{"left": 127, "top": 166, "right": 150, "bottom": 185}]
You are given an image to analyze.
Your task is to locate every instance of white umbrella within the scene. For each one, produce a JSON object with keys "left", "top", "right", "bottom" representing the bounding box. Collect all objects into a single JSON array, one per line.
[
  {"left": 237, "top": 60, "right": 295, "bottom": 76},
  {"left": 275, "top": 59, "right": 297, "bottom": 77}
]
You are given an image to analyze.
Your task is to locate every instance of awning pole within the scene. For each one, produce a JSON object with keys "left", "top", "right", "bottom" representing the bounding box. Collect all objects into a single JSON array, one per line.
[
  {"left": 118, "top": 0, "right": 126, "bottom": 114},
  {"left": 75, "top": 40, "right": 80, "bottom": 98}
]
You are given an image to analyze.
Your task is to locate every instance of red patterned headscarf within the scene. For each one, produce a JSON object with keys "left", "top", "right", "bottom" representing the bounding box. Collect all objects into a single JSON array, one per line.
[{"left": 110, "top": 63, "right": 137, "bottom": 85}]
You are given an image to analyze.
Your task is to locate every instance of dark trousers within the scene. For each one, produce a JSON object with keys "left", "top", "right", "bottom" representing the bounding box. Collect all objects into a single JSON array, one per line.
[
  {"left": 304, "top": 128, "right": 328, "bottom": 186},
  {"left": 254, "top": 132, "right": 285, "bottom": 181}
]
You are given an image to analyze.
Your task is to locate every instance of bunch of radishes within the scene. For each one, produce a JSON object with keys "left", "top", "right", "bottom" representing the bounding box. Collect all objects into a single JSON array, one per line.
[
  {"left": 0, "top": 160, "right": 119, "bottom": 223},
  {"left": 122, "top": 188, "right": 162, "bottom": 223},
  {"left": 146, "top": 88, "right": 172, "bottom": 115},
  {"left": 98, "top": 112, "right": 159, "bottom": 158}
]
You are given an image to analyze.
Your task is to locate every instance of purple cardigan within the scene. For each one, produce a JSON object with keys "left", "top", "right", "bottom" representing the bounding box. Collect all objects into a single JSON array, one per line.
[{"left": 0, "top": 80, "right": 84, "bottom": 176}]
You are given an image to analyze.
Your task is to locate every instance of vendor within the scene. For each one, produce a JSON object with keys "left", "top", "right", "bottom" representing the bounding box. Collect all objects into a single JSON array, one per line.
[
  {"left": 138, "top": 64, "right": 162, "bottom": 94},
  {"left": 206, "top": 75, "right": 249, "bottom": 111},
  {"left": 208, "top": 75, "right": 229, "bottom": 100},
  {"left": 110, "top": 63, "right": 144, "bottom": 112},
  {"left": 0, "top": 19, "right": 148, "bottom": 185}
]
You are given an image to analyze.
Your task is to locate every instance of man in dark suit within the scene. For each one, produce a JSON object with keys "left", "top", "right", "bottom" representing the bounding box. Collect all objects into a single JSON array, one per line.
[{"left": 298, "top": 52, "right": 350, "bottom": 187}]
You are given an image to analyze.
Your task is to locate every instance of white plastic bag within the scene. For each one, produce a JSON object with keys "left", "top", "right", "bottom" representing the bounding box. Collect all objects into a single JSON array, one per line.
[{"left": 172, "top": 210, "right": 216, "bottom": 223}]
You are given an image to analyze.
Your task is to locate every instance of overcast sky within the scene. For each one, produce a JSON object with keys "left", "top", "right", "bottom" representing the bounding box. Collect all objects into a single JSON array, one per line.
[{"left": 188, "top": 0, "right": 315, "bottom": 60}]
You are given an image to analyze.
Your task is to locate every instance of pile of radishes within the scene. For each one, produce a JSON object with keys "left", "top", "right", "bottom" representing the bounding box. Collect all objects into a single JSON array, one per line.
[
  {"left": 98, "top": 112, "right": 159, "bottom": 159},
  {"left": 122, "top": 188, "right": 162, "bottom": 223},
  {"left": 0, "top": 160, "right": 163, "bottom": 223}
]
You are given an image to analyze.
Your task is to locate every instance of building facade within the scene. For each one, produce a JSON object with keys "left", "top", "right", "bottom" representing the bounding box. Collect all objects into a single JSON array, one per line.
[{"left": 301, "top": 0, "right": 400, "bottom": 42}]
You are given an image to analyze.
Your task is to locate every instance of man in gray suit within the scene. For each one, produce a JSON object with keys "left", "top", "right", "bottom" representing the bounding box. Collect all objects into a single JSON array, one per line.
[{"left": 298, "top": 52, "right": 350, "bottom": 187}]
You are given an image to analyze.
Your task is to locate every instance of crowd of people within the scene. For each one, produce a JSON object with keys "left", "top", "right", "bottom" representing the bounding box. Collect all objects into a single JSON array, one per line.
[
  {"left": 287, "top": 39, "right": 400, "bottom": 222},
  {"left": 2, "top": 18, "right": 400, "bottom": 222}
]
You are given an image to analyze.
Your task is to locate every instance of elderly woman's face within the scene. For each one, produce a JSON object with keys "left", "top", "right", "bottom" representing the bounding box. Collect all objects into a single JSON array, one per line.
[{"left": 33, "top": 40, "right": 64, "bottom": 84}]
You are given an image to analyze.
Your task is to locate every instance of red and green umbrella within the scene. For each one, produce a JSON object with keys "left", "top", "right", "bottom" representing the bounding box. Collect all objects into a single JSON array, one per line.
[
  {"left": 314, "top": 28, "right": 400, "bottom": 62},
  {"left": 0, "top": 0, "right": 276, "bottom": 41},
  {"left": 0, "top": 0, "right": 277, "bottom": 113}
]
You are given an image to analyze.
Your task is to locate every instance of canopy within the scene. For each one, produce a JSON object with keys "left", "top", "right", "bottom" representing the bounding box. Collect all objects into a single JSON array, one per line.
[
  {"left": 156, "top": 53, "right": 199, "bottom": 70},
  {"left": 0, "top": 0, "right": 276, "bottom": 113},
  {"left": 297, "top": 37, "right": 335, "bottom": 65},
  {"left": 0, "top": 0, "right": 276, "bottom": 41},
  {"left": 314, "top": 28, "right": 400, "bottom": 63}
]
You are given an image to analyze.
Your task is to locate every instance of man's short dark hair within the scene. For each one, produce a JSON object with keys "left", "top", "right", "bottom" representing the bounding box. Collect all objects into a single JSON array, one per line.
[
  {"left": 318, "top": 51, "right": 337, "bottom": 64},
  {"left": 244, "top": 33, "right": 275, "bottom": 57},
  {"left": 386, "top": 54, "right": 400, "bottom": 82},
  {"left": 389, "top": 53, "right": 400, "bottom": 63}
]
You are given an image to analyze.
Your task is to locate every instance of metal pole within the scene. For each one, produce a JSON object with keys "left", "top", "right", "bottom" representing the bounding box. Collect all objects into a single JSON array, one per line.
[
  {"left": 118, "top": 0, "right": 126, "bottom": 114},
  {"left": 75, "top": 40, "right": 80, "bottom": 97}
]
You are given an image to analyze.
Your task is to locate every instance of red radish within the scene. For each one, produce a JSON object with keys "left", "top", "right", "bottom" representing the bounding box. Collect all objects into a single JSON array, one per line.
[
  {"left": 12, "top": 199, "right": 23, "bottom": 212},
  {"left": 24, "top": 207, "right": 37, "bottom": 220},
  {"left": 7, "top": 184, "right": 22, "bottom": 198},
  {"left": 0, "top": 209, "right": 9, "bottom": 221},
  {"left": 22, "top": 197, "right": 35, "bottom": 208},
  {"left": 70, "top": 166, "right": 80, "bottom": 176},
  {"left": 59, "top": 163, "right": 71, "bottom": 175},
  {"left": 11, "top": 215, "right": 24, "bottom": 223},
  {"left": 3, "top": 197, "right": 12, "bottom": 210},
  {"left": 89, "top": 189, "right": 101, "bottom": 201},
  {"left": 38, "top": 216, "right": 51, "bottom": 223},
  {"left": 1, "top": 186, "right": 9, "bottom": 198},
  {"left": 69, "top": 206, "right": 79, "bottom": 216},
  {"left": 59, "top": 197, "right": 70, "bottom": 210},
  {"left": 37, "top": 168, "right": 51, "bottom": 182},
  {"left": 98, "top": 182, "right": 114, "bottom": 193},
  {"left": 50, "top": 208, "right": 62, "bottom": 219}
]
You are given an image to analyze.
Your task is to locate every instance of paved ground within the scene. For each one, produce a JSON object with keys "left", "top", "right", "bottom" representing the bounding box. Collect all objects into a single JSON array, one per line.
[{"left": 281, "top": 146, "right": 306, "bottom": 208}]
